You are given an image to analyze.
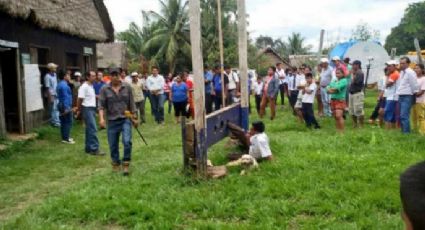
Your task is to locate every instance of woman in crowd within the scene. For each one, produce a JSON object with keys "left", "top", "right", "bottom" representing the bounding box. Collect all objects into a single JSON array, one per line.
[
  {"left": 412, "top": 64, "right": 425, "bottom": 134},
  {"left": 170, "top": 73, "right": 189, "bottom": 124},
  {"left": 327, "top": 68, "right": 349, "bottom": 132}
]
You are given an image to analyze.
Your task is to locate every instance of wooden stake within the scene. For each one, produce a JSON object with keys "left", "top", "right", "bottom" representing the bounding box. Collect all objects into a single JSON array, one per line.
[
  {"left": 414, "top": 38, "right": 424, "bottom": 65},
  {"left": 317, "top": 29, "right": 325, "bottom": 62},
  {"left": 237, "top": 0, "right": 249, "bottom": 130},
  {"left": 188, "top": 0, "right": 207, "bottom": 176},
  {"left": 217, "top": 0, "right": 226, "bottom": 107}
]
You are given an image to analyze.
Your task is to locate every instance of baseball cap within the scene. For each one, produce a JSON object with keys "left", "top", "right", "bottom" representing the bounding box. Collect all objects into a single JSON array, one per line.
[
  {"left": 386, "top": 60, "right": 398, "bottom": 65},
  {"left": 320, "top": 58, "right": 329, "bottom": 63},
  {"left": 332, "top": 56, "right": 340, "bottom": 61}
]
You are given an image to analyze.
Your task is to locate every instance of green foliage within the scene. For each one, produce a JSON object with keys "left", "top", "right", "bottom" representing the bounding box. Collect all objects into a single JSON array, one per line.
[
  {"left": 350, "top": 22, "right": 380, "bottom": 42},
  {"left": 0, "top": 90, "right": 421, "bottom": 229},
  {"left": 255, "top": 33, "right": 312, "bottom": 59},
  {"left": 385, "top": 1, "right": 425, "bottom": 54}
]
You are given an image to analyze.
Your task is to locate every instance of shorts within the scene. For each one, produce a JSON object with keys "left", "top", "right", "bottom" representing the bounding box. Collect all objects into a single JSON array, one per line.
[
  {"left": 331, "top": 100, "right": 346, "bottom": 111},
  {"left": 384, "top": 100, "right": 399, "bottom": 123},
  {"left": 379, "top": 97, "right": 386, "bottom": 109},
  {"left": 349, "top": 92, "right": 365, "bottom": 116}
]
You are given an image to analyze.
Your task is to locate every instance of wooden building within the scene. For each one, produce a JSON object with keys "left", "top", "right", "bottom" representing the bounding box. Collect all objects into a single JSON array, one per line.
[
  {"left": 257, "top": 46, "right": 292, "bottom": 69},
  {"left": 0, "top": 0, "right": 114, "bottom": 137}
]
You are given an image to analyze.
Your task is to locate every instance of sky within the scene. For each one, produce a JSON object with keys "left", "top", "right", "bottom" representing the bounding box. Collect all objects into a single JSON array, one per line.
[{"left": 104, "top": 0, "right": 422, "bottom": 50}]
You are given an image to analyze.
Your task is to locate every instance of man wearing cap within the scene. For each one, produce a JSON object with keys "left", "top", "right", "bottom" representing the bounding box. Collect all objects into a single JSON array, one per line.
[
  {"left": 397, "top": 57, "right": 419, "bottom": 133},
  {"left": 349, "top": 60, "right": 365, "bottom": 128},
  {"left": 384, "top": 60, "right": 400, "bottom": 129},
  {"left": 129, "top": 72, "right": 144, "bottom": 124},
  {"left": 99, "top": 70, "right": 137, "bottom": 175},
  {"left": 44, "top": 63, "right": 60, "bottom": 127},
  {"left": 319, "top": 58, "right": 333, "bottom": 117}
]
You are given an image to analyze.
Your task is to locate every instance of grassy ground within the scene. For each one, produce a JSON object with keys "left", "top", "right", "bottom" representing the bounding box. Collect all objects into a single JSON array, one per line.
[{"left": 1, "top": 90, "right": 424, "bottom": 229}]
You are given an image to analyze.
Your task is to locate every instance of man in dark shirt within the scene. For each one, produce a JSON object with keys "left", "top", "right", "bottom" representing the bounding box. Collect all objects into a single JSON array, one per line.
[
  {"left": 99, "top": 70, "right": 137, "bottom": 176},
  {"left": 349, "top": 60, "right": 365, "bottom": 128}
]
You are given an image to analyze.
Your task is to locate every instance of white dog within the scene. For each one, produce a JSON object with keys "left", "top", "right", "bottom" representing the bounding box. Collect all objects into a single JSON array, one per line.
[{"left": 226, "top": 154, "right": 258, "bottom": 175}]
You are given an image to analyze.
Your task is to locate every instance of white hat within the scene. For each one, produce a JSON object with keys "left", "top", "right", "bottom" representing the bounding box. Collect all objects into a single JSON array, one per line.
[
  {"left": 386, "top": 60, "right": 398, "bottom": 65},
  {"left": 47, "top": 63, "right": 58, "bottom": 70},
  {"left": 131, "top": 72, "right": 138, "bottom": 77},
  {"left": 332, "top": 56, "right": 340, "bottom": 61},
  {"left": 320, "top": 58, "right": 329, "bottom": 63},
  {"left": 74, "top": 71, "right": 81, "bottom": 77}
]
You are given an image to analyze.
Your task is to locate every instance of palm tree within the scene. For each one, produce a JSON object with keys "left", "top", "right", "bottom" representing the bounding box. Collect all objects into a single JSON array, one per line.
[
  {"left": 286, "top": 32, "right": 311, "bottom": 55},
  {"left": 143, "top": 0, "right": 190, "bottom": 73}
]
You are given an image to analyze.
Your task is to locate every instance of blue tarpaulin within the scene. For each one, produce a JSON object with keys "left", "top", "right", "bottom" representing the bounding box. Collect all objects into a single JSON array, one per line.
[{"left": 329, "top": 40, "right": 383, "bottom": 60}]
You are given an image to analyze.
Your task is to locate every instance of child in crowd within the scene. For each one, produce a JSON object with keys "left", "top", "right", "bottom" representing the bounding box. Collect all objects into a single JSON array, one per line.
[
  {"left": 327, "top": 68, "right": 348, "bottom": 132},
  {"left": 302, "top": 73, "right": 320, "bottom": 129},
  {"left": 247, "top": 121, "right": 273, "bottom": 161},
  {"left": 252, "top": 76, "right": 263, "bottom": 115}
]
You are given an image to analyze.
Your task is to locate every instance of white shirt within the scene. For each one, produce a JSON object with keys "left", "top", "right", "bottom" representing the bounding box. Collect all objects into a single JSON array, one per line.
[
  {"left": 276, "top": 68, "right": 286, "bottom": 85},
  {"left": 249, "top": 133, "right": 272, "bottom": 159},
  {"left": 302, "top": 82, "right": 317, "bottom": 103},
  {"left": 78, "top": 82, "right": 96, "bottom": 107},
  {"left": 146, "top": 74, "right": 165, "bottom": 94},
  {"left": 296, "top": 74, "right": 306, "bottom": 88},
  {"left": 226, "top": 71, "right": 239, "bottom": 90},
  {"left": 396, "top": 68, "right": 419, "bottom": 96},
  {"left": 252, "top": 81, "right": 263, "bottom": 95},
  {"left": 287, "top": 74, "right": 296, "bottom": 91}
]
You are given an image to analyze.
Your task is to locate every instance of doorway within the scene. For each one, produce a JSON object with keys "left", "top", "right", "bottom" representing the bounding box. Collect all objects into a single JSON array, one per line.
[{"left": 0, "top": 46, "right": 19, "bottom": 133}]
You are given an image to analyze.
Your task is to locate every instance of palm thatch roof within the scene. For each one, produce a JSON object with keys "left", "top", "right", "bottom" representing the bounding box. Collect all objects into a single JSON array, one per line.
[
  {"left": 0, "top": 0, "right": 114, "bottom": 42},
  {"left": 258, "top": 46, "right": 292, "bottom": 68}
]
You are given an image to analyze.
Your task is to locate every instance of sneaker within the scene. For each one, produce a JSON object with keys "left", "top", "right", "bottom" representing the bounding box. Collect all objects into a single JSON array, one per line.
[
  {"left": 87, "top": 150, "right": 105, "bottom": 156},
  {"left": 69, "top": 138, "right": 74, "bottom": 142},
  {"left": 62, "top": 139, "right": 75, "bottom": 144}
]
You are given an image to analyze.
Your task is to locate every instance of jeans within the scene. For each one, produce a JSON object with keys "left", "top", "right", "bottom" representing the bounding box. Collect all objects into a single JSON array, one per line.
[
  {"left": 59, "top": 112, "right": 73, "bottom": 141},
  {"left": 214, "top": 94, "right": 223, "bottom": 111},
  {"left": 143, "top": 90, "right": 152, "bottom": 116},
  {"left": 255, "top": 94, "right": 262, "bottom": 114},
  {"left": 320, "top": 87, "right": 331, "bottom": 116},
  {"left": 399, "top": 95, "right": 414, "bottom": 133},
  {"left": 82, "top": 107, "right": 99, "bottom": 152},
  {"left": 50, "top": 97, "right": 60, "bottom": 126},
  {"left": 279, "top": 84, "right": 286, "bottom": 105},
  {"left": 205, "top": 93, "right": 213, "bottom": 114},
  {"left": 107, "top": 118, "right": 132, "bottom": 164},
  {"left": 150, "top": 93, "right": 165, "bottom": 123},
  {"left": 302, "top": 103, "right": 319, "bottom": 128}
]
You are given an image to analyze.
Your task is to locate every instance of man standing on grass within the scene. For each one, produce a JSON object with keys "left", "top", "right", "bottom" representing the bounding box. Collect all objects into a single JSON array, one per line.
[
  {"left": 146, "top": 67, "right": 165, "bottom": 125},
  {"left": 44, "top": 63, "right": 60, "bottom": 127},
  {"left": 204, "top": 64, "right": 214, "bottom": 114},
  {"left": 224, "top": 66, "right": 240, "bottom": 105},
  {"left": 320, "top": 58, "right": 333, "bottom": 117},
  {"left": 276, "top": 62, "right": 286, "bottom": 109},
  {"left": 99, "top": 70, "right": 137, "bottom": 176},
  {"left": 397, "top": 57, "right": 419, "bottom": 134},
  {"left": 348, "top": 60, "right": 365, "bottom": 128},
  {"left": 75, "top": 71, "right": 104, "bottom": 156},
  {"left": 384, "top": 60, "right": 400, "bottom": 129},
  {"left": 57, "top": 71, "right": 74, "bottom": 144}
]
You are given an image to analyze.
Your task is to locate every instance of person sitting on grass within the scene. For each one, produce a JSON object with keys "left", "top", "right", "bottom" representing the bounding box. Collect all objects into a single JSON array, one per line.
[
  {"left": 327, "top": 68, "right": 349, "bottom": 132},
  {"left": 170, "top": 73, "right": 189, "bottom": 124},
  {"left": 302, "top": 73, "right": 320, "bottom": 129},
  {"left": 400, "top": 161, "right": 425, "bottom": 230},
  {"left": 246, "top": 121, "right": 273, "bottom": 161}
]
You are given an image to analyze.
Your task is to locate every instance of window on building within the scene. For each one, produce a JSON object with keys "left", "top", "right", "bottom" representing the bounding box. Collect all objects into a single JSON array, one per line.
[{"left": 66, "top": 52, "right": 79, "bottom": 70}]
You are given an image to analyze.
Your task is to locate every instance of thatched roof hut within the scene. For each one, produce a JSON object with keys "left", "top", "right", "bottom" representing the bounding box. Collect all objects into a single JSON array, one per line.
[
  {"left": 257, "top": 46, "right": 292, "bottom": 69},
  {"left": 0, "top": 0, "right": 114, "bottom": 42}
]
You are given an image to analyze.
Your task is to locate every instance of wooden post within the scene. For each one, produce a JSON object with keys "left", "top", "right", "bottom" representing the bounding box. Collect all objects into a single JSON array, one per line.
[
  {"left": 317, "top": 29, "right": 325, "bottom": 62},
  {"left": 0, "top": 55, "right": 5, "bottom": 138},
  {"left": 16, "top": 48, "right": 25, "bottom": 134},
  {"left": 188, "top": 0, "right": 207, "bottom": 177},
  {"left": 217, "top": 0, "right": 226, "bottom": 108},
  {"left": 414, "top": 38, "right": 424, "bottom": 65},
  {"left": 237, "top": 0, "right": 249, "bottom": 131}
]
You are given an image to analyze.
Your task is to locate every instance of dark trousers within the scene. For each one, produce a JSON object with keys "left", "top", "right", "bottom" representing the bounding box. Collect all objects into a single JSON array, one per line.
[
  {"left": 302, "top": 103, "right": 319, "bottom": 128},
  {"left": 205, "top": 93, "right": 213, "bottom": 114},
  {"left": 59, "top": 112, "right": 72, "bottom": 141},
  {"left": 279, "top": 84, "right": 286, "bottom": 105},
  {"left": 289, "top": 90, "right": 299, "bottom": 110},
  {"left": 173, "top": 101, "right": 187, "bottom": 117},
  {"left": 107, "top": 118, "right": 132, "bottom": 164},
  {"left": 255, "top": 94, "right": 262, "bottom": 114},
  {"left": 370, "top": 100, "right": 380, "bottom": 120},
  {"left": 214, "top": 94, "right": 222, "bottom": 111},
  {"left": 150, "top": 94, "right": 165, "bottom": 123}
]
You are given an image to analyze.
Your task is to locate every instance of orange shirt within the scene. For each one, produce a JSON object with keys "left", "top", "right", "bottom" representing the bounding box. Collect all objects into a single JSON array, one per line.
[{"left": 388, "top": 71, "right": 400, "bottom": 83}]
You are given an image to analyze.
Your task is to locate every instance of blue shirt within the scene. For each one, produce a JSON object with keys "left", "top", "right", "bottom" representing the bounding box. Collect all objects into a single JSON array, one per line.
[
  {"left": 93, "top": 81, "right": 105, "bottom": 96},
  {"left": 171, "top": 82, "right": 188, "bottom": 102},
  {"left": 44, "top": 73, "right": 58, "bottom": 96},
  {"left": 56, "top": 80, "right": 73, "bottom": 109},
  {"left": 204, "top": 71, "right": 213, "bottom": 94}
]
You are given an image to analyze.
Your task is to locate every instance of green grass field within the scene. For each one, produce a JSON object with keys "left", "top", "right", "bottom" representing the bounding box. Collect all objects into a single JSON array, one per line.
[{"left": 1, "top": 90, "right": 424, "bottom": 229}]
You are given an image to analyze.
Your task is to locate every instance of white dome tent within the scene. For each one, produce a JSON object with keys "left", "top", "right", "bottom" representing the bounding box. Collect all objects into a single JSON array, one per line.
[{"left": 330, "top": 41, "right": 390, "bottom": 84}]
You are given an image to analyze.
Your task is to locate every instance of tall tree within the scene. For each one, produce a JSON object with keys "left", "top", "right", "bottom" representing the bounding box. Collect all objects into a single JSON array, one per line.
[
  {"left": 351, "top": 22, "right": 380, "bottom": 41},
  {"left": 286, "top": 32, "right": 311, "bottom": 55},
  {"left": 385, "top": 2, "right": 425, "bottom": 54},
  {"left": 143, "top": 0, "right": 191, "bottom": 73}
]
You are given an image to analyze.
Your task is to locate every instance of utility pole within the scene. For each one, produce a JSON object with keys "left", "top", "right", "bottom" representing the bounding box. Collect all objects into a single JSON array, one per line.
[
  {"left": 188, "top": 0, "right": 207, "bottom": 176},
  {"left": 237, "top": 0, "right": 249, "bottom": 131},
  {"left": 414, "top": 38, "right": 424, "bottom": 65}
]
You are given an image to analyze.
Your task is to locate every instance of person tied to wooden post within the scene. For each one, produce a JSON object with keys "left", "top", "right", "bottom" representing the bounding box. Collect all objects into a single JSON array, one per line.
[{"left": 99, "top": 70, "right": 138, "bottom": 176}]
